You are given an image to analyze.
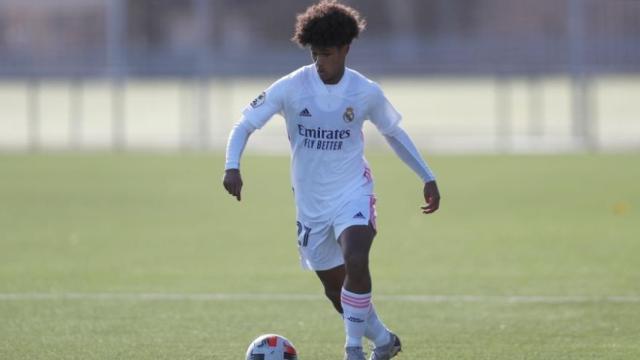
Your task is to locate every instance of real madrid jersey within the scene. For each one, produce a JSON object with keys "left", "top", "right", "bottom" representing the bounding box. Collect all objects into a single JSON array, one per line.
[{"left": 237, "top": 64, "right": 402, "bottom": 223}]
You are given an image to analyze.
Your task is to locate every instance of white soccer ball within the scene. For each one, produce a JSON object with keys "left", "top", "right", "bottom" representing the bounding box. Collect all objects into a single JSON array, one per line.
[{"left": 245, "top": 334, "right": 298, "bottom": 360}]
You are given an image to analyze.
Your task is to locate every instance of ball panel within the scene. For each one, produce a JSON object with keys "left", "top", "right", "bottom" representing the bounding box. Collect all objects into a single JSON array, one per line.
[{"left": 245, "top": 334, "right": 298, "bottom": 360}]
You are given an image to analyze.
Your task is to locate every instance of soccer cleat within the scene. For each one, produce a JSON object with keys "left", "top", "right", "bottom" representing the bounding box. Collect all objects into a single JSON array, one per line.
[
  {"left": 370, "top": 332, "right": 402, "bottom": 360},
  {"left": 344, "top": 346, "right": 367, "bottom": 360}
]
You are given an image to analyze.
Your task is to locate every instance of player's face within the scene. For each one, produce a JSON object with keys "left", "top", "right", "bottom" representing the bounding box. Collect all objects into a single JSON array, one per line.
[{"left": 310, "top": 45, "right": 349, "bottom": 85}]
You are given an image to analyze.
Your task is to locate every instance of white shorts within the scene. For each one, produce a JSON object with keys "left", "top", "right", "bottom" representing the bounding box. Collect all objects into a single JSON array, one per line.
[{"left": 296, "top": 194, "right": 377, "bottom": 271}]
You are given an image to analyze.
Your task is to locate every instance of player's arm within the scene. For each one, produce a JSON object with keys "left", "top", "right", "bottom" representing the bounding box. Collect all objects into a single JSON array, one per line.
[
  {"left": 223, "top": 118, "right": 257, "bottom": 201},
  {"left": 382, "top": 126, "right": 440, "bottom": 214},
  {"left": 367, "top": 83, "right": 440, "bottom": 214},
  {"left": 222, "top": 78, "right": 287, "bottom": 201}
]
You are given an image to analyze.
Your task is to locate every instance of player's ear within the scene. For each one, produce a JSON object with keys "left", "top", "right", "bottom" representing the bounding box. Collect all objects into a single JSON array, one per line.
[{"left": 336, "top": 44, "right": 349, "bottom": 59}]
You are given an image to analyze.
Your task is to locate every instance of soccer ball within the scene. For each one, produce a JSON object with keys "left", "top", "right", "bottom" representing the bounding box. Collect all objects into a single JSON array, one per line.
[{"left": 245, "top": 334, "right": 298, "bottom": 360}]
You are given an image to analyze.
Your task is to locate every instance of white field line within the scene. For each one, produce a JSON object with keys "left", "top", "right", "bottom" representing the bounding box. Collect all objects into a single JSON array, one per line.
[{"left": 0, "top": 293, "right": 639, "bottom": 304}]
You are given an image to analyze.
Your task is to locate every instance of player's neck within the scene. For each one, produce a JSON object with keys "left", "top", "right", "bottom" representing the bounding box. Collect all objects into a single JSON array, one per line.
[{"left": 322, "top": 67, "right": 345, "bottom": 85}]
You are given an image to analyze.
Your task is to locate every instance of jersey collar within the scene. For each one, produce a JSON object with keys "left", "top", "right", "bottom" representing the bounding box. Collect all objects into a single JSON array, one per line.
[{"left": 308, "top": 64, "right": 352, "bottom": 96}]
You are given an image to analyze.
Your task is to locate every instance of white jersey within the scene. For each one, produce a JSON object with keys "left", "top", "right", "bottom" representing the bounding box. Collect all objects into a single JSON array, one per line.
[{"left": 241, "top": 64, "right": 402, "bottom": 223}]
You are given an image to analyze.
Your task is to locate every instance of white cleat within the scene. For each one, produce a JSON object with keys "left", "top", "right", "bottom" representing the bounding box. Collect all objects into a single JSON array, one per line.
[
  {"left": 370, "top": 332, "right": 402, "bottom": 360},
  {"left": 345, "top": 346, "right": 367, "bottom": 360}
]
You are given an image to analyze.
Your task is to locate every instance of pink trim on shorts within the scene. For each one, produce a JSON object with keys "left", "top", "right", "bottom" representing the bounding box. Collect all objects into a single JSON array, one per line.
[
  {"left": 363, "top": 166, "right": 372, "bottom": 183},
  {"left": 369, "top": 195, "right": 377, "bottom": 231}
]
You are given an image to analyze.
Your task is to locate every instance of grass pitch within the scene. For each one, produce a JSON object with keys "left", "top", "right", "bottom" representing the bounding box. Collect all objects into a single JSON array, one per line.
[{"left": 0, "top": 153, "right": 639, "bottom": 359}]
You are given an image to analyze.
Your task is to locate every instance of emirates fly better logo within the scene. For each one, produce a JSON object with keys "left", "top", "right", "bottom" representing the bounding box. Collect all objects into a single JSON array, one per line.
[{"left": 297, "top": 124, "right": 350, "bottom": 151}]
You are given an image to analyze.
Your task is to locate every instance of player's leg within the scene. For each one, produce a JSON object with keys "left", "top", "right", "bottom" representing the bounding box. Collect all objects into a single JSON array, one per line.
[
  {"left": 339, "top": 224, "right": 374, "bottom": 293},
  {"left": 338, "top": 224, "right": 375, "bottom": 352},
  {"left": 315, "top": 264, "right": 392, "bottom": 347},
  {"left": 339, "top": 226, "right": 401, "bottom": 359},
  {"left": 334, "top": 192, "right": 401, "bottom": 359},
  {"left": 307, "top": 194, "right": 398, "bottom": 358},
  {"left": 315, "top": 264, "right": 345, "bottom": 314},
  {"left": 297, "top": 221, "right": 347, "bottom": 315}
]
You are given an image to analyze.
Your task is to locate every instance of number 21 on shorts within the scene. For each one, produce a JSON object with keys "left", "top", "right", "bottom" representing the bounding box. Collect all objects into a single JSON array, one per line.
[{"left": 296, "top": 221, "right": 311, "bottom": 247}]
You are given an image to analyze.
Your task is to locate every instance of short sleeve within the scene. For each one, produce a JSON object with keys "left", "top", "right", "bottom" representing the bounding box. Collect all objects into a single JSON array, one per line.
[
  {"left": 241, "top": 77, "right": 288, "bottom": 129},
  {"left": 367, "top": 84, "right": 402, "bottom": 135}
]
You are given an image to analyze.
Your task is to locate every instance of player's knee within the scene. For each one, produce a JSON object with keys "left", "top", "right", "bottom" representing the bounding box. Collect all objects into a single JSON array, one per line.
[
  {"left": 324, "top": 287, "right": 340, "bottom": 302},
  {"left": 321, "top": 287, "right": 343, "bottom": 313},
  {"left": 343, "top": 252, "right": 369, "bottom": 276}
]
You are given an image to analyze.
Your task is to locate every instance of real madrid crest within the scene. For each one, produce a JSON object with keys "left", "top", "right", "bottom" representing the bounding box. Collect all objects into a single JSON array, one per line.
[{"left": 343, "top": 107, "right": 355, "bottom": 122}]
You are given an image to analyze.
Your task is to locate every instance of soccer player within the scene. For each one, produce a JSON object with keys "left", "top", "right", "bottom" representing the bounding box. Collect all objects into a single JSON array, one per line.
[{"left": 223, "top": 1, "right": 440, "bottom": 359}]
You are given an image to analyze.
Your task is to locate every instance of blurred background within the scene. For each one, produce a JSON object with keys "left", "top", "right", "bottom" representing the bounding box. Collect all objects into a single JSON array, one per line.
[
  {"left": 2, "top": 2, "right": 640, "bottom": 358},
  {"left": 0, "top": 0, "right": 639, "bottom": 153}
]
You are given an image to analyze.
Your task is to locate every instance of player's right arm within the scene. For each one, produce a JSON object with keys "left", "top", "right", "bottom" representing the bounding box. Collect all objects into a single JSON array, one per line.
[
  {"left": 223, "top": 120, "right": 255, "bottom": 201},
  {"left": 223, "top": 78, "right": 288, "bottom": 201}
]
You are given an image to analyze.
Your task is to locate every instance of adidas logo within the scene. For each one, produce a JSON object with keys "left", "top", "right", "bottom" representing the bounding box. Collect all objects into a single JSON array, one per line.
[
  {"left": 346, "top": 316, "right": 365, "bottom": 323},
  {"left": 353, "top": 212, "right": 365, "bottom": 219},
  {"left": 299, "top": 108, "right": 312, "bottom": 117}
]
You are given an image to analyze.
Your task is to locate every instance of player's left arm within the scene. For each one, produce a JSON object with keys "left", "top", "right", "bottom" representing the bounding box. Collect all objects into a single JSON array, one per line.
[
  {"left": 367, "top": 83, "right": 440, "bottom": 214},
  {"left": 383, "top": 126, "right": 440, "bottom": 214}
]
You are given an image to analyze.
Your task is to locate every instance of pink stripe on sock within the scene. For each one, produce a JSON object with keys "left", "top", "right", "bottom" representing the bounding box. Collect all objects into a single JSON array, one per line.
[
  {"left": 341, "top": 292, "right": 372, "bottom": 309},
  {"left": 341, "top": 292, "right": 370, "bottom": 299},
  {"left": 341, "top": 298, "right": 371, "bottom": 307},
  {"left": 341, "top": 298, "right": 371, "bottom": 309},
  {"left": 341, "top": 294, "right": 371, "bottom": 305},
  {"left": 341, "top": 292, "right": 370, "bottom": 300}
]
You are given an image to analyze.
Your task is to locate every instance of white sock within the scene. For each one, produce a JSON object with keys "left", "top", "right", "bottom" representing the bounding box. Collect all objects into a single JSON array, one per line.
[
  {"left": 341, "top": 287, "right": 371, "bottom": 348},
  {"left": 364, "top": 303, "right": 391, "bottom": 347}
]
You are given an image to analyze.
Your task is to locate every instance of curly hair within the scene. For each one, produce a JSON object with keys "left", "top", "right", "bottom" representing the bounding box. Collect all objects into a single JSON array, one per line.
[{"left": 292, "top": 0, "right": 366, "bottom": 48}]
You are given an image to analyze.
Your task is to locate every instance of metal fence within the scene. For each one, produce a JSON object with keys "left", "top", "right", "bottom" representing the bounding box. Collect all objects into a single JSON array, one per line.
[{"left": 0, "top": 0, "right": 639, "bottom": 153}]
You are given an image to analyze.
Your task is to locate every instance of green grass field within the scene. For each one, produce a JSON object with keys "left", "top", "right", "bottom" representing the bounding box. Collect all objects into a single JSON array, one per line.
[{"left": 1, "top": 153, "right": 639, "bottom": 359}]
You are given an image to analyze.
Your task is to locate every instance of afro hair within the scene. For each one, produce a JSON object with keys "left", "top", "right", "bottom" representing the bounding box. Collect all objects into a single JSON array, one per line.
[{"left": 292, "top": 0, "right": 366, "bottom": 48}]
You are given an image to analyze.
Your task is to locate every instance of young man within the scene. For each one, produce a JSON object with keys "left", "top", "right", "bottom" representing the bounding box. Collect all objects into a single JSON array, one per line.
[{"left": 223, "top": 1, "right": 440, "bottom": 359}]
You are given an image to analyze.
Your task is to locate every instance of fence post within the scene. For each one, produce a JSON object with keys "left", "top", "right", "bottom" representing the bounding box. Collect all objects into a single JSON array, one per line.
[
  {"left": 106, "top": 0, "right": 127, "bottom": 151},
  {"left": 69, "top": 78, "right": 83, "bottom": 149},
  {"left": 528, "top": 75, "right": 544, "bottom": 138},
  {"left": 195, "top": 0, "right": 212, "bottom": 150},
  {"left": 27, "top": 78, "right": 40, "bottom": 152},
  {"left": 568, "top": 0, "right": 594, "bottom": 150},
  {"left": 495, "top": 75, "right": 512, "bottom": 153}
]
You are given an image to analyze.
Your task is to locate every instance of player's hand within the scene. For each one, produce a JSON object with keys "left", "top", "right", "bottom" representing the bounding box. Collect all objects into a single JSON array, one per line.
[
  {"left": 222, "top": 168, "right": 243, "bottom": 201},
  {"left": 421, "top": 180, "right": 440, "bottom": 214}
]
